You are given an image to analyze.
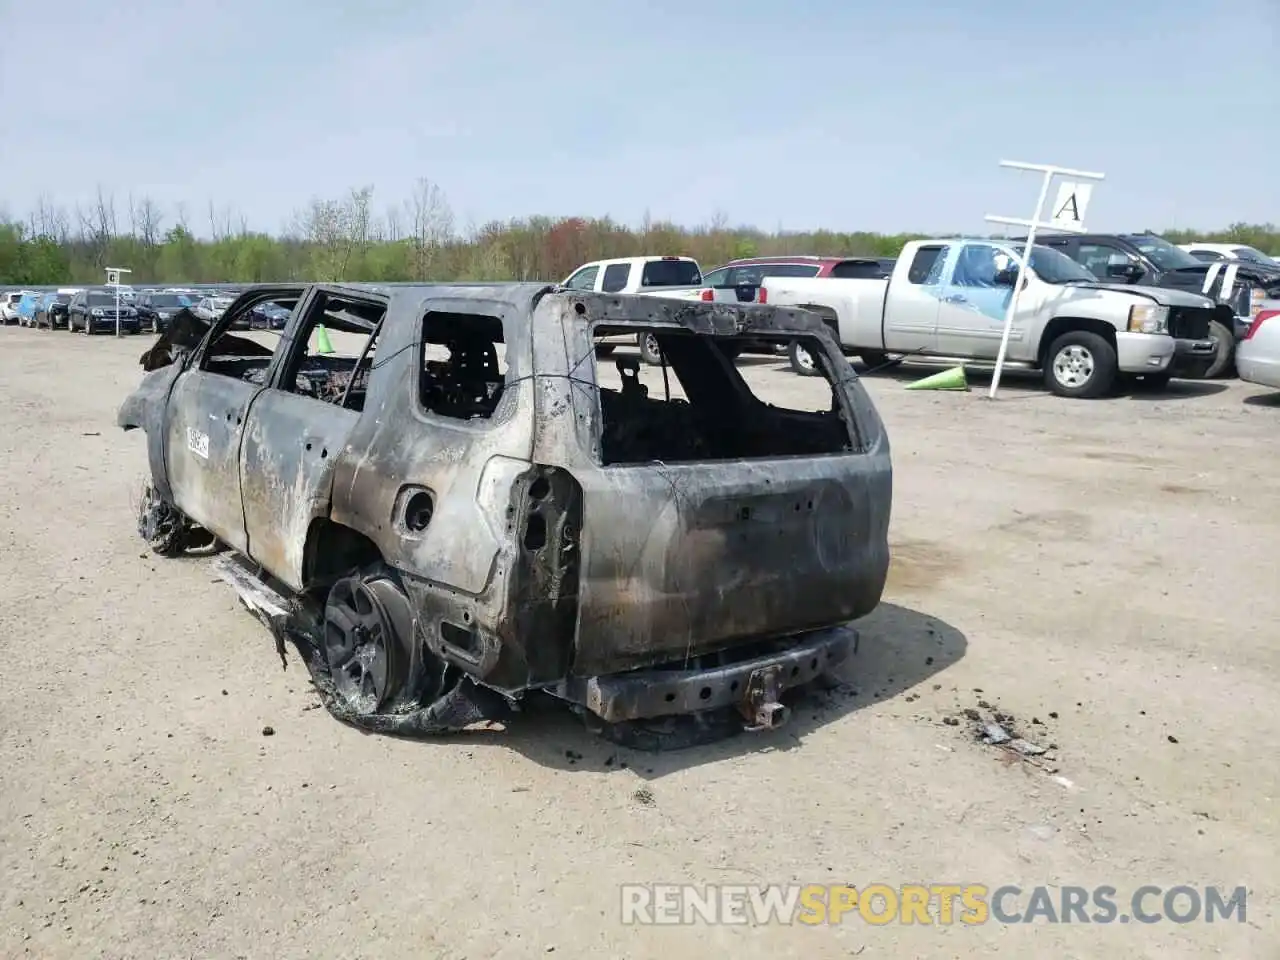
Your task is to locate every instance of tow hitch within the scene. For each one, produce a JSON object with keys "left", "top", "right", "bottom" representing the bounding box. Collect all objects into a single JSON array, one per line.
[{"left": 739, "top": 665, "right": 791, "bottom": 731}]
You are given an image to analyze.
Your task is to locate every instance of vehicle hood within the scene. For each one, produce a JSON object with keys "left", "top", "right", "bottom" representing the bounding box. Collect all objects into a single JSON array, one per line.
[{"left": 1070, "top": 281, "right": 1213, "bottom": 308}]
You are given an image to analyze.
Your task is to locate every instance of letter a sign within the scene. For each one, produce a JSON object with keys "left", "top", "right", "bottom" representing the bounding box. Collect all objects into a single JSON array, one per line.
[{"left": 1050, "top": 181, "right": 1093, "bottom": 230}]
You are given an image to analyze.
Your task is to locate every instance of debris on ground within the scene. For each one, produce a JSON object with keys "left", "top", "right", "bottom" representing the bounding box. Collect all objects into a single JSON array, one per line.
[{"left": 951, "top": 702, "right": 1060, "bottom": 775}]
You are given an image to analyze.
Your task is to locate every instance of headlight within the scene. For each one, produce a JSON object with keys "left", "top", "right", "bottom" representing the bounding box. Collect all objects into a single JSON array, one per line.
[
  {"left": 91, "top": 308, "right": 104, "bottom": 317},
  {"left": 1127, "top": 303, "right": 1169, "bottom": 334},
  {"left": 158, "top": 311, "right": 170, "bottom": 319}
]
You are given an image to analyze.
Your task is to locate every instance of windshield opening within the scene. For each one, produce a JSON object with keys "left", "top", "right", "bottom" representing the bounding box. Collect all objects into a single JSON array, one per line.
[
  {"left": 1122, "top": 234, "right": 1202, "bottom": 271},
  {"left": 639, "top": 260, "right": 701, "bottom": 287}
]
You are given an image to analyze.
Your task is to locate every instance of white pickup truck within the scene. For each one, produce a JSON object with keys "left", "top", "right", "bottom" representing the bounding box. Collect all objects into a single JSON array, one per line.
[
  {"left": 761, "top": 238, "right": 1223, "bottom": 398},
  {"left": 562, "top": 255, "right": 713, "bottom": 362}
]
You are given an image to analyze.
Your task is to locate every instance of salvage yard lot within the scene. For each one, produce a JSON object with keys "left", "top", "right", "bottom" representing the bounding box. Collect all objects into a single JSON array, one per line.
[{"left": 1, "top": 328, "right": 1277, "bottom": 960}]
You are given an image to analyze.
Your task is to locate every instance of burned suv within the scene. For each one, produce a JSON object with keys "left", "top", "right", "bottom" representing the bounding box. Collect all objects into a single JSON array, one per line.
[{"left": 118, "top": 283, "right": 892, "bottom": 743}]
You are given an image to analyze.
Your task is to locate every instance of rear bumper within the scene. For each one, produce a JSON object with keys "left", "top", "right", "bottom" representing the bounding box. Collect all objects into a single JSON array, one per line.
[
  {"left": 552, "top": 624, "right": 855, "bottom": 723},
  {"left": 1237, "top": 344, "right": 1280, "bottom": 389}
]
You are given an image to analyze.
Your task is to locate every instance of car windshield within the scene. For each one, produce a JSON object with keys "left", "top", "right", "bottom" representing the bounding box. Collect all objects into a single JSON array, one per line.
[
  {"left": 87, "top": 293, "right": 118, "bottom": 306},
  {"left": 55, "top": 294, "right": 72, "bottom": 303},
  {"left": 1009, "top": 244, "right": 1097, "bottom": 283},
  {"left": 639, "top": 259, "right": 701, "bottom": 287},
  {"left": 1122, "top": 234, "right": 1202, "bottom": 271},
  {"left": 151, "top": 294, "right": 190, "bottom": 307},
  {"left": 1232, "top": 246, "right": 1277, "bottom": 264}
]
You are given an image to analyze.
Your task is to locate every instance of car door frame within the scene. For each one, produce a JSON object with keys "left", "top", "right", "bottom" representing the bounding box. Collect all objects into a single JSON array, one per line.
[
  {"left": 161, "top": 288, "right": 303, "bottom": 553},
  {"left": 237, "top": 285, "right": 387, "bottom": 590}
]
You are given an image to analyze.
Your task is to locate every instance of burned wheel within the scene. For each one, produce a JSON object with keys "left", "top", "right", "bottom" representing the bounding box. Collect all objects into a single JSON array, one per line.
[
  {"left": 323, "top": 570, "right": 413, "bottom": 715},
  {"left": 137, "top": 483, "right": 190, "bottom": 556}
]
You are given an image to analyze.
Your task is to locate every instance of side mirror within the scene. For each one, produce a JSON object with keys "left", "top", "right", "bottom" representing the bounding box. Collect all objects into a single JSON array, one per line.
[
  {"left": 1106, "top": 262, "right": 1143, "bottom": 281},
  {"left": 993, "top": 265, "right": 1019, "bottom": 286}
]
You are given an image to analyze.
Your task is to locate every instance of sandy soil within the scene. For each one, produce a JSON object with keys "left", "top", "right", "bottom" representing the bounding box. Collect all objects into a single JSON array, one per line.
[{"left": 1, "top": 325, "right": 1277, "bottom": 959}]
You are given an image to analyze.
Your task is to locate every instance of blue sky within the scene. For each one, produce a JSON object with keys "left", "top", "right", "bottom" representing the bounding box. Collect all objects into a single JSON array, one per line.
[{"left": 1, "top": 0, "right": 1276, "bottom": 238}]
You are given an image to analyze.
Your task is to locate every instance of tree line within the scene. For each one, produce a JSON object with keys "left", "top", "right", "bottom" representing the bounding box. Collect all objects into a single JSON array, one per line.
[{"left": 2, "top": 178, "right": 1277, "bottom": 286}]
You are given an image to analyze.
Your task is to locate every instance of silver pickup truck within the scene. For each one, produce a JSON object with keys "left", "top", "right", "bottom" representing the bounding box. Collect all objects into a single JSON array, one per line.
[
  {"left": 119, "top": 284, "right": 892, "bottom": 744},
  {"left": 764, "top": 239, "right": 1224, "bottom": 398}
]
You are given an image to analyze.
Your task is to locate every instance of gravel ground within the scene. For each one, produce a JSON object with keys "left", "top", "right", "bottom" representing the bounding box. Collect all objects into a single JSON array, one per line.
[{"left": 1, "top": 326, "right": 1277, "bottom": 959}]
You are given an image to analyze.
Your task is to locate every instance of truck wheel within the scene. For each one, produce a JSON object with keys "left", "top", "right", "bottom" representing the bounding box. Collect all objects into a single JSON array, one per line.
[
  {"left": 638, "top": 331, "right": 663, "bottom": 366},
  {"left": 1044, "top": 330, "right": 1117, "bottom": 399},
  {"left": 1204, "top": 320, "right": 1235, "bottom": 379},
  {"left": 788, "top": 339, "right": 820, "bottom": 376}
]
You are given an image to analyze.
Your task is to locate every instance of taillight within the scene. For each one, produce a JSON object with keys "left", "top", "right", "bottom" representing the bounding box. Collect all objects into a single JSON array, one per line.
[
  {"left": 699, "top": 288, "right": 714, "bottom": 301},
  {"left": 1251, "top": 287, "right": 1265, "bottom": 317},
  {"left": 1244, "top": 310, "right": 1279, "bottom": 340},
  {"left": 758, "top": 287, "right": 768, "bottom": 304}
]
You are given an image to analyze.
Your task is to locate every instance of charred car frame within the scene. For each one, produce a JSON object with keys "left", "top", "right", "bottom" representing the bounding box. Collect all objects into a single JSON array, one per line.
[{"left": 118, "top": 282, "right": 892, "bottom": 743}]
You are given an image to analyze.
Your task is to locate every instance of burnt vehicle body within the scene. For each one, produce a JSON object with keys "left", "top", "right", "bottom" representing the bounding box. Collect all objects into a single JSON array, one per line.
[{"left": 118, "top": 282, "right": 892, "bottom": 740}]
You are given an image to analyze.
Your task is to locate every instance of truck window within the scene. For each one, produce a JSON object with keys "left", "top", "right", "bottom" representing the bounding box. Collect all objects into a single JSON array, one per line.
[
  {"left": 829, "top": 260, "right": 887, "bottom": 279},
  {"left": 418, "top": 311, "right": 509, "bottom": 421},
  {"left": 564, "top": 266, "right": 598, "bottom": 291},
  {"left": 1077, "top": 243, "right": 1131, "bottom": 278},
  {"left": 639, "top": 259, "right": 701, "bottom": 287},
  {"left": 1189, "top": 250, "right": 1225, "bottom": 261},
  {"left": 950, "top": 245, "right": 1003, "bottom": 287},
  {"left": 601, "top": 263, "right": 632, "bottom": 293},
  {"left": 906, "top": 246, "right": 948, "bottom": 284}
]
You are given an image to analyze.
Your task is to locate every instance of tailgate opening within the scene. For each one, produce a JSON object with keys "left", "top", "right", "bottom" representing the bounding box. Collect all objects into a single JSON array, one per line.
[{"left": 591, "top": 325, "right": 857, "bottom": 466}]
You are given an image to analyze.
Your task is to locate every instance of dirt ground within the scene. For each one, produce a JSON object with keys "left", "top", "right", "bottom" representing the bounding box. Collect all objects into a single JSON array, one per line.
[{"left": 1, "top": 325, "right": 1277, "bottom": 959}]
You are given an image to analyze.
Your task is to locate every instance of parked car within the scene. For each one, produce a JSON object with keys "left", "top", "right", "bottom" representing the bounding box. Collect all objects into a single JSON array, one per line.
[
  {"left": 13, "top": 291, "right": 43, "bottom": 327},
  {"left": 1236, "top": 306, "right": 1280, "bottom": 390},
  {"left": 700, "top": 256, "right": 898, "bottom": 304},
  {"left": 119, "top": 282, "right": 890, "bottom": 739},
  {"left": 561, "top": 256, "right": 709, "bottom": 363},
  {"left": 2, "top": 290, "right": 39, "bottom": 325},
  {"left": 35, "top": 288, "right": 83, "bottom": 329},
  {"left": 191, "top": 295, "right": 235, "bottom": 324},
  {"left": 761, "top": 238, "right": 1221, "bottom": 398},
  {"left": 1179, "top": 243, "right": 1280, "bottom": 268},
  {"left": 1032, "top": 232, "right": 1280, "bottom": 378},
  {"left": 135, "top": 290, "right": 195, "bottom": 333},
  {"left": 67, "top": 288, "right": 142, "bottom": 334},
  {"left": 248, "top": 299, "right": 291, "bottom": 330}
]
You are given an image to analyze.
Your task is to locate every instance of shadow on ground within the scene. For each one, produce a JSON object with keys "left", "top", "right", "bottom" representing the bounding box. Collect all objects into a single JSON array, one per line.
[
  {"left": 1124, "top": 379, "right": 1228, "bottom": 401},
  {"left": 429, "top": 602, "right": 970, "bottom": 777},
  {"left": 1243, "top": 390, "right": 1280, "bottom": 407}
]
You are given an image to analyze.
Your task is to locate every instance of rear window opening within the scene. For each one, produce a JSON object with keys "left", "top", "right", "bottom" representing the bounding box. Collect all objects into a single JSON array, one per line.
[
  {"left": 592, "top": 327, "right": 856, "bottom": 466},
  {"left": 419, "top": 311, "right": 508, "bottom": 421}
]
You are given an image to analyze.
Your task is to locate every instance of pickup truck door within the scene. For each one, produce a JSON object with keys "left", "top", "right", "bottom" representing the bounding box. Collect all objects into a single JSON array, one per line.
[
  {"left": 163, "top": 299, "right": 279, "bottom": 553},
  {"left": 935, "top": 242, "right": 1030, "bottom": 359},
  {"left": 883, "top": 244, "right": 948, "bottom": 352},
  {"left": 238, "top": 287, "right": 384, "bottom": 591}
]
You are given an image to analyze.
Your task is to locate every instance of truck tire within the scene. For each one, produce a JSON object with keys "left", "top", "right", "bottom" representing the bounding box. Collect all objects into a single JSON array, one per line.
[
  {"left": 1044, "top": 330, "right": 1117, "bottom": 399},
  {"left": 788, "top": 339, "right": 820, "bottom": 376},
  {"left": 860, "top": 350, "right": 889, "bottom": 370},
  {"left": 1204, "top": 319, "right": 1235, "bottom": 379},
  {"left": 638, "top": 331, "right": 663, "bottom": 366}
]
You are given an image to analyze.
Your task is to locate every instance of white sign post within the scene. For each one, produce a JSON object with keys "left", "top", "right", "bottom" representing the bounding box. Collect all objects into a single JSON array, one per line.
[
  {"left": 984, "top": 161, "right": 1105, "bottom": 399},
  {"left": 105, "top": 266, "right": 132, "bottom": 338}
]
